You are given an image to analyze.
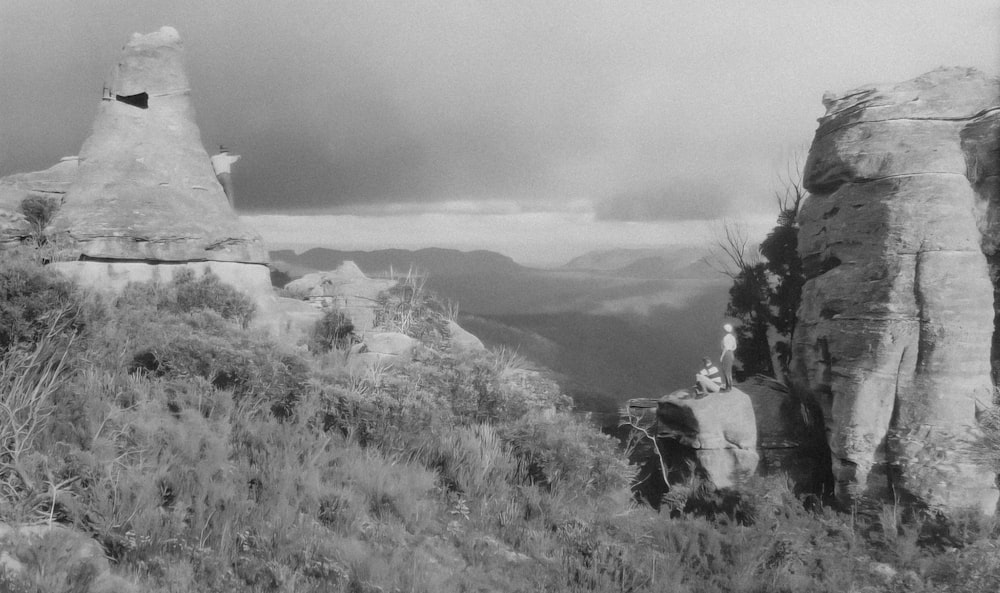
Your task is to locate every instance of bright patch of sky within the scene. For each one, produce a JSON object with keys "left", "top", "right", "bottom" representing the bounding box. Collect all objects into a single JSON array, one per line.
[{"left": 248, "top": 209, "right": 776, "bottom": 267}]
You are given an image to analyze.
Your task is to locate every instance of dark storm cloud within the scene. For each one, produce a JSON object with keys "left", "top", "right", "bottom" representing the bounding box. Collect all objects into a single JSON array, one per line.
[
  {"left": 1, "top": 1, "right": 998, "bottom": 216},
  {"left": 1, "top": 1, "right": 616, "bottom": 211}
]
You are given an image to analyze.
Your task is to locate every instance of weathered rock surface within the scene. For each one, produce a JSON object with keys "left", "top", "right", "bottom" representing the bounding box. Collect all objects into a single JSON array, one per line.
[
  {"left": 793, "top": 67, "right": 1000, "bottom": 513},
  {"left": 284, "top": 262, "right": 396, "bottom": 334},
  {"left": 0, "top": 158, "right": 79, "bottom": 244},
  {"left": 655, "top": 387, "right": 759, "bottom": 488},
  {"left": 47, "top": 26, "right": 267, "bottom": 263},
  {"left": 626, "top": 378, "right": 827, "bottom": 502},
  {"left": 448, "top": 319, "right": 486, "bottom": 354},
  {"left": 738, "top": 376, "right": 831, "bottom": 492}
]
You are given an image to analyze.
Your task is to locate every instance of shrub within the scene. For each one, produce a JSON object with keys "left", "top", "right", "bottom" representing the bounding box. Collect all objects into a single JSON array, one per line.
[
  {"left": 499, "top": 414, "right": 634, "bottom": 499},
  {"left": 18, "top": 195, "right": 60, "bottom": 246},
  {"left": 0, "top": 258, "right": 79, "bottom": 351},
  {"left": 166, "top": 269, "right": 256, "bottom": 328},
  {"left": 374, "top": 272, "right": 449, "bottom": 346},
  {"left": 309, "top": 309, "right": 354, "bottom": 354}
]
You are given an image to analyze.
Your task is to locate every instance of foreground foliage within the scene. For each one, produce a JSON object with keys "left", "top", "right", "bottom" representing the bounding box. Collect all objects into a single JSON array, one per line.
[{"left": 0, "top": 253, "right": 998, "bottom": 592}]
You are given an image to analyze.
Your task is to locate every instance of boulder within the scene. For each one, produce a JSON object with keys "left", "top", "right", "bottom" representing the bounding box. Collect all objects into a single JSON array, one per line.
[
  {"left": 45, "top": 26, "right": 267, "bottom": 264},
  {"left": 655, "top": 387, "right": 759, "bottom": 488},
  {"left": 283, "top": 262, "right": 396, "bottom": 333},
  {"left": 363, "top": 332, "right": 420, "bottom": 359},
  {"left": 793, "top": 67, "right": 1000, "bottom": 513},
  {"left": 348, "top": 331, "right": 420, "bottom": 372},
  {"left": 448, "top": 319, "right": 486, "bottom": 354}
]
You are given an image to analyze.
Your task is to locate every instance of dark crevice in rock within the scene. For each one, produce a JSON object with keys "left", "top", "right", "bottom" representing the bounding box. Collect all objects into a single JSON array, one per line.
[
  {"left": 819, "top": 306, "right": 841, "bottom": 320},
  {"left": 810, "top": 172, "right": 970, "bottom": 195},
  {"left": 115, "top": 92, "right": 149, "bottom": 109},
  {"left": 205, "top": 238, "right": 246, "bottom": 250},
  {"left": 74, "top": 254, "right": 267, "bottom": 267},
  {"left": 988, "top": 253, "right": 1000, "bottom": 387},
  {"left": 801, "top": 253, "right": 841, "bottom": 280}
]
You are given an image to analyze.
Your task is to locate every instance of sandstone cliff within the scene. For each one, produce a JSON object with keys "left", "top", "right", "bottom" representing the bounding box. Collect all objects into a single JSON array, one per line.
[{"left": 793, "top": 67, "right": 1000, "bottom": 513}]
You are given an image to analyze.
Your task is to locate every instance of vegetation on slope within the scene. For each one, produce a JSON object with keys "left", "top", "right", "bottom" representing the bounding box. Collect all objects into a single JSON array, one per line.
[{"left": 0, "top": 248, "right": 999, "bottom": 592}]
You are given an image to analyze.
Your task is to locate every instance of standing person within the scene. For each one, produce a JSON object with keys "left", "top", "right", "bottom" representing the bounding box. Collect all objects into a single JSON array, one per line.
[
  {"left": 720, "top": 323, "right": 737, "bottom": 391},
  {"left": 694, "top": 357, "right": 723, "bottom": 395},
  {"left": 211, "top": 146, "right": 241, "bottom": 208}
]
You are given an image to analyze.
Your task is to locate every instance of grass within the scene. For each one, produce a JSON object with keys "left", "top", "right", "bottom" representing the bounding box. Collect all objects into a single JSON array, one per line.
[{"left": 0, "top": 250, "right": 999, "bottom": 592}]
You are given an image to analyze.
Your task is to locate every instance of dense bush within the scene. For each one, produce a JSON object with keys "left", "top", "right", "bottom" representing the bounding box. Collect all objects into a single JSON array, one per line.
[
  {"left": 118, "top": 268, "right": 256, "bottom": 328},
  {"left": 0, "top": 258, "right": 80, "bottom": 350}
]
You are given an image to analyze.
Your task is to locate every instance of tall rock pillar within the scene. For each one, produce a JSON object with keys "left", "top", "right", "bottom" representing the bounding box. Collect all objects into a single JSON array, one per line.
[
  {"left": 41, "top": 26, "right": 271, "bottom": 297},
  {"left": 793, "top": 68, "right": 1000, "bottom": 513}
]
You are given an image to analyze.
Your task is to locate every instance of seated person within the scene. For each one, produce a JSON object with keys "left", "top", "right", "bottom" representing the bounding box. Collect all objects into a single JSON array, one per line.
[{"left": 695, "top": 357, "right": 723, "bottom": 395}]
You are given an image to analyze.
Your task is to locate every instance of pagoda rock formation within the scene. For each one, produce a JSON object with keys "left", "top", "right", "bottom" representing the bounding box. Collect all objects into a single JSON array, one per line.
[{"left": 793, "top": 67, "right": 1000, "bottom": 513}]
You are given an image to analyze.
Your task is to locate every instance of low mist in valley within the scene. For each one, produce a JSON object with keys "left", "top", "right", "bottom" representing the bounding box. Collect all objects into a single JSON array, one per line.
[{"left": 272, "top": 246, "right": 730, "bottom": 424}]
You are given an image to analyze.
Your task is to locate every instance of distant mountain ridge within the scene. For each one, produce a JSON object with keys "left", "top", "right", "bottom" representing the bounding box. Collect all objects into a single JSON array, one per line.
[
  {"left": 271, "top": 247, "right": 527, "bottom": 277},
  {"left": 563, "top": 246, "right": 717, "bottom": 280},
  {"left": 270, "top": 245, "right": 731, "bottom": 419}
]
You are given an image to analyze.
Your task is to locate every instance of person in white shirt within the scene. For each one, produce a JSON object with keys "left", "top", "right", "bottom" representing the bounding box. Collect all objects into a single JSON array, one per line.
[
  {"left": 720, "top": 323, "right": 737, "bottom": 391},
  {"left": 211, "top": 146, "right": 241, "bottom": 208}
]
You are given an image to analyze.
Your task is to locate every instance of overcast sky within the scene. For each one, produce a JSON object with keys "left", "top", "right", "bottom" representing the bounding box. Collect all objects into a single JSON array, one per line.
[{"left": 1, "top": 1, "right": 998, "bottom": 264}]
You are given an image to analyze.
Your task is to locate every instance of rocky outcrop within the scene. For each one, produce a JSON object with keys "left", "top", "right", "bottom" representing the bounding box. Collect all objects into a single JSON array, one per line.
[
  {"left": 50, "top": 26, "right": 266, "bottom": 264},
  {"left": 0, "top": 27, "right": 277, "bottom": 322},
  {"left": 284, "top": 262, "right": 397, "bottom": 334},
  {"left": 793, "top": 67, "right": 1000, "bottom": 513},
  {"left": 448, "top": 319, "right": 486, "bottom": 354},
  {"left": 626, "top": 379, "right": 827, "bottom": 501},
  {"left": 654, "top": 387, "right": 759, "bottom": 489}
]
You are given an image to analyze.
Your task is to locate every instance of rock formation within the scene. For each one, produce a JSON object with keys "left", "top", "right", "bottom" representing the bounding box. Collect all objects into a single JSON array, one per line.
[
  {"left": 284, "top": 262, "right": 397, "bottom": 334},
  {"left": 54, "top": 26, "right": 266, "bottom": 263},
  {"left": 658, "top": 388, "right": 759, "bottom": 489},
  {"left": 625, "top": 388, "right": 759, "bottom": 489},
  {"left": 793, "top": 67, "right": 1000, "bottom": 513},
  {"left": 0, "top": 27, "right": 273, "bottom": 303}
]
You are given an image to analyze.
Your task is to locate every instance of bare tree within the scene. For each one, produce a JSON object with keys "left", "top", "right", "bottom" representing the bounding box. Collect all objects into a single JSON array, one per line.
[{"left": 703, "top": 219, "right": 761, "bottom": 280}]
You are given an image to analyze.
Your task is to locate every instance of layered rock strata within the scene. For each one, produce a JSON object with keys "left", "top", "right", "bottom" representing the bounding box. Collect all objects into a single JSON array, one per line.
[
  {"left": 52, "top": 26, "right": 266, "bottom": 264},
  {"left": 1, "top": 27, "right": 275, "bottom": 310},
  {"left": 653, "top": 388, "right": 759, "bottom": 489},
  {"left": 0, "top": 158, "right": 79, "bottom": 244},
  {"left": 793, "top": 67, "right": 1000, "bottom": 513}
]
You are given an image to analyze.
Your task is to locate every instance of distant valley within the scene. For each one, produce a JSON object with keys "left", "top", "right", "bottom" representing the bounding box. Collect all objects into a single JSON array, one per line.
[{"left": 271, "top": 246, "right": 730, "bottom": 424}]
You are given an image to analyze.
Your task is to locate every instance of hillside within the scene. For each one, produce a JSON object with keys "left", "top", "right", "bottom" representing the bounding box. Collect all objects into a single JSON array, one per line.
[
  {"left": 562, "top": 246, "right": 717, "bottom": 280},
  {"left": 2, "top": 247, "right": 998, "bottom": 592},
  {"left": 271, "top": 247, "right": 731, "bottom": 423}
]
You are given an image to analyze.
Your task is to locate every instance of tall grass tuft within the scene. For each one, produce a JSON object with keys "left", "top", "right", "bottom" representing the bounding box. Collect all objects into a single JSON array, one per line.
[{"left": 0, "top": 306, "right": 77, "bottom": 511}]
